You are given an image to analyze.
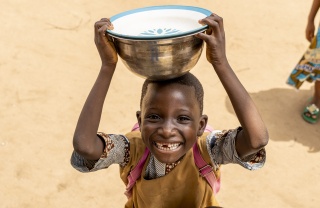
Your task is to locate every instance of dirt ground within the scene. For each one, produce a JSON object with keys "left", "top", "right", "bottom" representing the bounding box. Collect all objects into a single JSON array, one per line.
[{"left": 1, "top": 0, "right": 320, "bottom": 207}]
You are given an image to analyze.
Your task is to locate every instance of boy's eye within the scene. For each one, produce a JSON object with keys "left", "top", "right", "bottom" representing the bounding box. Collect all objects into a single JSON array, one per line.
[
  {"left": 177, "top": 116, "right": 191, "bottom": 122},
  {"left": 146, "top": 114, "right": 160, "bottom": 120}
]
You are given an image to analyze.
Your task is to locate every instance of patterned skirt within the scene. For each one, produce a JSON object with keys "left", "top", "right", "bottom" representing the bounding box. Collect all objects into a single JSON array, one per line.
[{"left": 287, "top": 27, "right": 320, "bottom": 89}]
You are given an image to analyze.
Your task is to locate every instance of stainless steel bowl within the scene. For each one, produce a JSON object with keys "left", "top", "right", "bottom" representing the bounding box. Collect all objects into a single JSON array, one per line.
[{"left": 111, "top": 34, "right": 204, "bottom": 80}]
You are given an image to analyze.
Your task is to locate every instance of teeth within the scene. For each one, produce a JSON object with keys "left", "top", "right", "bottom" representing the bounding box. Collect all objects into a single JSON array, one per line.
[{"left": 154, "top": 142, "right": 181, "bottom": 151}]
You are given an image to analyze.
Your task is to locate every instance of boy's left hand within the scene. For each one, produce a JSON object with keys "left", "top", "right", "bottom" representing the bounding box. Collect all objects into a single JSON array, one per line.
[
  {"left": 196, "top": 13, "right": 227, "bottom": 68},
  {"left": 306, "top": 21, "right": 315, "bottom": 42}
]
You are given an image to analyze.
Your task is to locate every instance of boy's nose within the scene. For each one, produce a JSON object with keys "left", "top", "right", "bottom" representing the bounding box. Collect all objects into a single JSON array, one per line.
[{"left": 158, "top": 120, "right": 176, "bottom": 138}]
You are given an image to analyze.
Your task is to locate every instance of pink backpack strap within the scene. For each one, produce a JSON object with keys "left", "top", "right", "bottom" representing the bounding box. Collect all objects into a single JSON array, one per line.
[
  {"left": 193, "top": 143, "right": 220, "bottom": 195},
  {"left": 124, "top": 147, "right": 150, "bottom": 198}
]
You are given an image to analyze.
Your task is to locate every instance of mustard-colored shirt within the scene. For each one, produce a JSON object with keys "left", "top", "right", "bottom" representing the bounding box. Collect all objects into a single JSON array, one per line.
[{"left": 120, "top": 131, "right": 220, "bottom": 207}]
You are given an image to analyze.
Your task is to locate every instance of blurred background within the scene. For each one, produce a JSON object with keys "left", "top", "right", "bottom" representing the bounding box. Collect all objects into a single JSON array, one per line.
[{"left": 1, "top": 0, "right": 319, "bottom": 207}]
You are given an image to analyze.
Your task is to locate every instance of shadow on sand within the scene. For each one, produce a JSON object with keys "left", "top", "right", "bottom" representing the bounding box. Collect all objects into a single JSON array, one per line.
[{"left": 225, "top": 87, "right": 320, "bottom": 153}]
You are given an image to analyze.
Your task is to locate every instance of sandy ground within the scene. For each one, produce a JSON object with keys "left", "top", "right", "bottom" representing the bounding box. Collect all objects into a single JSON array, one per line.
[{"left": 1, "top": 0, "right": 320, "bottom": 207}]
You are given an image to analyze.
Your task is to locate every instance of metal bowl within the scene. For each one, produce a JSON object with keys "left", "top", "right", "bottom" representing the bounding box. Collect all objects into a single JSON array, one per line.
[{"left": 111, "top": 33, "right": 204, "bottom": 80}]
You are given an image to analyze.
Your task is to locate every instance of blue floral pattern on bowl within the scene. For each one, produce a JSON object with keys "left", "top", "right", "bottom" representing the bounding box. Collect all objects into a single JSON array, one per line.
[{"left": 140, "top": 28, "right": 181, "bottom": 36}]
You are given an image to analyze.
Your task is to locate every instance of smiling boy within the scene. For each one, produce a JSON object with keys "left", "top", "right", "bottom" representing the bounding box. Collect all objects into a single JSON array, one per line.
[
  {"left": 71, "top": 13, "right": 269, "bottom": 207},
  {"left": 137, "top": 77, "right": 207, "bottom": 164}
]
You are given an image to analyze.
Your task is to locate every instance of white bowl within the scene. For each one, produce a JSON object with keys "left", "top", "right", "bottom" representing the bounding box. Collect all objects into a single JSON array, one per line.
[{"left": 108, "top": 5, "right": 211, "bottom": 40}]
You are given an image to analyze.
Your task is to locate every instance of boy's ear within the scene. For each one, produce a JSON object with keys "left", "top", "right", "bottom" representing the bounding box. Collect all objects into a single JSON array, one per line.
[
  {"left": 197, "top": 115, "right": 208, "bottom": 136},
  {"left": 136, "top": 111, "right": 142, "bottom": 126}
]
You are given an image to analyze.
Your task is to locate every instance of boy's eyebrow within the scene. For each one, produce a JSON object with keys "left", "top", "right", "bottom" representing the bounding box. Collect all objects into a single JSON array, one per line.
[{"left": 144, "top": 107, "right": 194, "bottom": 113}]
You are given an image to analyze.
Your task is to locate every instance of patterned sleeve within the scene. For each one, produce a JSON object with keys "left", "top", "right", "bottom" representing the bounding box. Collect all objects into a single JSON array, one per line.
[
  {"left": 206, "top": 127, "right": 266, "bottom": 171},
  {"left": 70, "top": 133, "right": 130, "bottom": 172}
]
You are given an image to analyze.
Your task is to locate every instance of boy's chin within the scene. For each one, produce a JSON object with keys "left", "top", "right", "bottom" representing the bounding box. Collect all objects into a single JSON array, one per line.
[{"left": 153, "top": 152, "right": 185, "bottom": 164}]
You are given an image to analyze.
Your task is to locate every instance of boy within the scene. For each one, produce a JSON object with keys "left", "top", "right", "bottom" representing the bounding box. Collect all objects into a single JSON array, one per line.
[{"left": 71, "top": 13, "right": 269, "bottom": 207}]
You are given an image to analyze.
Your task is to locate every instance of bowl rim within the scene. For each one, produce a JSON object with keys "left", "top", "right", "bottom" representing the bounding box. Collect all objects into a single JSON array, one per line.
[
  {"left": 108, "top": 28, "right": 207, "bottom": 42},
  {"left": 106, "top": 5, "right": 211, "bottom": 40}
]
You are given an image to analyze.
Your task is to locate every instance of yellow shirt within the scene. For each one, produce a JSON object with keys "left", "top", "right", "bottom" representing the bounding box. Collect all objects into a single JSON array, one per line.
[{"left": 120, "top": 131, "right": 220, "bottom": 208}]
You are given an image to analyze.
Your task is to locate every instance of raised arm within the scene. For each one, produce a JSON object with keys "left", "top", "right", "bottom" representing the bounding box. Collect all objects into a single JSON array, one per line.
[
  {"left": 306, "top": 0, "right": 320, "bottom": 42},
  {"left": 196, "top": 14, "right": 269, "bottom": 158},
  {"left": 73, "top": 19, "right": 118, "bottom": 160}
]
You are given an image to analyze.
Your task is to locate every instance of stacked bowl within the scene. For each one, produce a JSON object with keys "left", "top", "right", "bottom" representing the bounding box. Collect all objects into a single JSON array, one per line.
[{"left": 107, "top": 5, "right": 211, "bottom": 80}]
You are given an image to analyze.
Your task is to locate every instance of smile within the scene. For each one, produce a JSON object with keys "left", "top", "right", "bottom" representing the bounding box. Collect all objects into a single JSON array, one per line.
[{"left": 153, "top": 142, "right": 182, "bottom": 151}]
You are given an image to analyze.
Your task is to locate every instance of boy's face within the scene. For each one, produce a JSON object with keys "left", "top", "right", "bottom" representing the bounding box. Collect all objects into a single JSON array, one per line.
[{"left": 136, "top": 83, "right": 208, "bottom": 164}]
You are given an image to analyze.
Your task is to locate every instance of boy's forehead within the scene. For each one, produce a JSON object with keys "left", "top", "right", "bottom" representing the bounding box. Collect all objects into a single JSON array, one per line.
[
  {"left": 141, "top": 82, "right": 202, "bottom": 113},
  {"left": 144, "top": 83, "right": 197, "bottom": 102}
]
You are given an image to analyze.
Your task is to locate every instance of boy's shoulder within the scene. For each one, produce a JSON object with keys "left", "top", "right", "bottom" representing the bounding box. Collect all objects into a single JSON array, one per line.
[
  {"left": 197, "top": 132, "right": 214, "bottom": 163},
  {"left": 124, "top": 131, "right": 145, "bottom": 146},
  {"left": 124, "top": 131, "right": 146, "bottom": 162}
]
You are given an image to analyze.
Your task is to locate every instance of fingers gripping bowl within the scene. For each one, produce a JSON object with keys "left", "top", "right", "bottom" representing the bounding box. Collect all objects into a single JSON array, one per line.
[{"left": 107, "top": 5, "right": 211, "bottom": 80}]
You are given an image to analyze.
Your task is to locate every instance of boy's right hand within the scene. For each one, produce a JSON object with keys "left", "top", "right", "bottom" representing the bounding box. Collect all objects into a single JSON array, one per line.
[{"left": 94, "top": 18, "right": 118, "bottom": 67}]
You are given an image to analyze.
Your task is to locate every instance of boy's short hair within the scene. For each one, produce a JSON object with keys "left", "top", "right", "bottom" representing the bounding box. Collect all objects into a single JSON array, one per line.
[{"left": 140, "top": 73, "right": 204, "bottom": 114}]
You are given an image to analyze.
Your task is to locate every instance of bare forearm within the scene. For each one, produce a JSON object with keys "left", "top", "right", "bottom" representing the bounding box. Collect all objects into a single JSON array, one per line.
[
  {"left": 73, "top": 65, "right": 116, "bottom": 160},
  {"left": 308, "top": 0, "right": 320, "bottom": 22},
  {"left": 213, "top": 61, "right": 268, "bottom": 157},
  {"left": 196, "top": 13, "right": 268, "bottom": 157}
]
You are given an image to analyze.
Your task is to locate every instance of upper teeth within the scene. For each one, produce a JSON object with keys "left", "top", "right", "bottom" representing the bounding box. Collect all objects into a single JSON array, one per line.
[{"left": 155, "top": 142, "right": 180, "bottom": 151}]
